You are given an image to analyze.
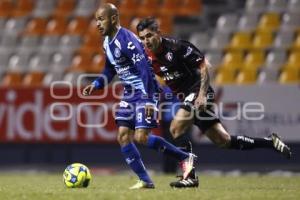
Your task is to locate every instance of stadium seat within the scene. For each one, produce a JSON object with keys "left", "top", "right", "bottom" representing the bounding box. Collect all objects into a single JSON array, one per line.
[
  {"left": 59, "top": 35, "right": 82, "bottom": 53},
  {"left": 265, "top": 50, "right": 287, "bottom": 70},
  {"left": 53, "top": 0, "right": 75, "bottom": 17},
  {"left": 50, "top": 52, "right": 73, "bottom": 73},
  {"left": 159, "top": 0, "right": 180, "bottom": 16},
  {"left": 67, "top": 17, "right": 89, "bottom": 35},
  {"left": 86, "top": 20, "right": 101, "bottom": 38},
  {"left": 227, "top": 32, "right": 252, "bottom": 50},
  {"left": 42, "top": 72, "right": 63, "bottom": 86},
  {"left": 23, "top": 18, "right": 48, "bottom": 35},
  {"left": 101, "top": 0, "right": 119, "bottom": 6},
  {"left": 18, "top": 35, "right": 40, "bottom": 54},
  {"left": 209, "top": 32, "right": 231, "bottom": 50},
  {"left": 156, "top": 15, "right": 173, "bottom": 35},
  {"left": 119, "top": 13, "right": 132, "bottom": 29},
  {"left": 45, "top": 17, "right": 67, "bottom": 35},
  {"left": 214, "top": 68, "right": 236, "bottom": 85},
  {"left": 39, "top": 36, "right": 60, "bottom": 53},
  {"left": 0, "top": 52, "right": 11, "bottom": 71},
  {"left": 63, "top": 72, "right": 81, "bottom": 85},
  {"left": 32, "top": 0, "right": 56, "bottom": 18},
  {"left": 177, "top": 0, "right": 203, "bottom": 17},
  {"left": 68, "top": 52, "right": 93, "bottom": 72},
  {"left": 243, "top": 50, "right": 265, "bottom": 69},
  {"left": 0, "top": 35, "right": 18, "bottom": 54},
  {"left": 7, "top": 53, "right": 31, "bottom": 72},
  {"left": 28, "top": 53, "right": 52, "bottom": 72},
  {"left": 273, "top": 30, "right": 295, "bottom": 49},
  {"left": 267, "top": 0, "right": 287, "bottom": 13},
  {"left": 80, "top": 34, "right": 103, "bottom": 54},
  {"left": 236, "top": 68, "right": 257, "bottom": 84},
  {"left": 119, "top": 0, "right": 139, "bottom": 17},
  {"left": 0, "top": 18, "right": 6, "bottom": 35},
  {"left": 1, "top": 72, "right": 22, "bottom": 86},
  {"left": 216, "top": 14, "right": 239, "bottom": 33},
  {"left": 0, "top": 0, "right": 13, "bottom": 17},
  {"left": 205, "top": 51, "right": 223, "bottom": 67},
  {"left": 257, "top": 67, "right": 279, "bottom": 84},
  {"left": 282, "top": 51, "right": 300, "bottom": 69},
  {"left": 12, "top": 0, "right": 34, "bottom": 17},
  {"left": 291, "top": 33, "right": 300, "bottom": 50},
  {"left": 238, "top": 13, "right": 259, "bottom": 32},
  {"left": 252, "top": 31, "right": 273, "bottom": 49},
  {"left": 137, "top": 0, "right": 160, "bottom": 17},
  {"left": 220, "top": 51, "right": 244, "bottom": 70},
  {"left": 257, "top": 12, "right": 280, "bottom": 32},
  {"left": 23, "top": 72, "right": 44, "bottom": 86},
  {"left": 287, "top": 0, "right": 300, "bottom": 13},
  {"left": 3, "top": 17, "right": 27, "bottom": 36},
  {"left": 279, "top": 67, "right": 300, "bottom": 83},
  {"left": 280, "top": 13, "right": 300, "bottom": 31},
  {"left": 74, "top": 0, "right": 99, "bottom": 17},
  {"left": 88, "top": 54, "right": 105, "bottom": 73},
  {"left": 245, "top": 0, "right": 267, "bottom": 14},
  {"left": 189, "top": 32, "right": 210, "bottom": 51}
]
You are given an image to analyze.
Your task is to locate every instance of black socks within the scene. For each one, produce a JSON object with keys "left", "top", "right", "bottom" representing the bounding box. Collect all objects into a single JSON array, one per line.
[{"left": 230, "top": 135, "right": 273, "bottom": 150}]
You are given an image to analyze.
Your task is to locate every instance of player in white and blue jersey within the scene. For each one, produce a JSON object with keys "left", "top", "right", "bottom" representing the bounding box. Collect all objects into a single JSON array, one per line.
[{"left": 82, "top": 3, "right": 196, "bottom": 189}]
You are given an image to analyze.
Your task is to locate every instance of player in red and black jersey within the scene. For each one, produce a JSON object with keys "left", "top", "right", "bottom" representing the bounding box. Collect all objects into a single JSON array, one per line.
[{"left": 136, "top": 17, "right": 292, "bottom": 188}]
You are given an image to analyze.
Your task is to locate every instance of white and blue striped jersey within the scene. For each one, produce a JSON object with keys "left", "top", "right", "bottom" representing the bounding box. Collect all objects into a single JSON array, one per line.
[{"left": 92, "top": 27, "right": 160, "bottom": 100}]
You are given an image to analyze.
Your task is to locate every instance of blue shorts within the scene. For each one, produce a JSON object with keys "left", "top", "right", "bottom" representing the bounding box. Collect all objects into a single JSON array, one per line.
[{"left": 115, "top": 97, "right": 159, "bottom": 130}]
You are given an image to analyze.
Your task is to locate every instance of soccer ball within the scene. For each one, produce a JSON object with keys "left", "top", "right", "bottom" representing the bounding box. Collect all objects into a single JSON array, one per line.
[{"left": 63, "top": 163, "right": 92, "bottom": 188}]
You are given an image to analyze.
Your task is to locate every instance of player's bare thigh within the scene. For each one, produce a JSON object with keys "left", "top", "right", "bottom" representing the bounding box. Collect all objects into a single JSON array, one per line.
[
  {"left": 170, "top": 108, "right": 194, "bottom": 139},
  {"left": 204, "top": 122, "right": 231, "bottom": 148},
  {"left": 117, "top": 126, "right": 135, "bottom": 146}
]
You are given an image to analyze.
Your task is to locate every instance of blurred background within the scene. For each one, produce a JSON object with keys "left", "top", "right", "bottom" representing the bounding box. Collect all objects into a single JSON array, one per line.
[{"left": 0, "top": 0, "right": 299, "bottom": 174}]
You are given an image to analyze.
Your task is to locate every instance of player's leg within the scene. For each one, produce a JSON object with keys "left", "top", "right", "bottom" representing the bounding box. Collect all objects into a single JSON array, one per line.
[
  {"left": 204, "top": 122, "right": 292, "bottom": 158},
  {"left": 168, "top": 108, "right": 199, "bottom": 188},
  {"left": 115, "top": 100, "right": 154, "bottom": 189},
  {"left": 117, "top": 124, "right": 155, "bottom": 189},
  {"left": 134, "top": 104, "right": 195, "bottom": 180}
]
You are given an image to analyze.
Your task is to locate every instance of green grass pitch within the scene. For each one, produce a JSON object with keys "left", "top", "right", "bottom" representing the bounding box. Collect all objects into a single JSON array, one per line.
[{"left": 0, "top": 173, "right": 299, "bottom": 200}]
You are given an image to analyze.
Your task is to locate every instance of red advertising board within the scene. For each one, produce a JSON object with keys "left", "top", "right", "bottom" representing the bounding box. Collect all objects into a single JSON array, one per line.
[{"left": 0, "top": 86, "right": 150, "bottom": 143}]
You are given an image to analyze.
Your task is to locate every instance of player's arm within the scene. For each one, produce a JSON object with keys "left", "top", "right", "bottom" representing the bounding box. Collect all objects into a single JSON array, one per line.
[
  {"left": 195, "top": 58, "right": 210, "bottom": 111},
  {"left": 178, "top": 40, "right": 208, "bottom": 110},
  {"left": 83, "top": 57, "right": 116, "bottom": 96}
]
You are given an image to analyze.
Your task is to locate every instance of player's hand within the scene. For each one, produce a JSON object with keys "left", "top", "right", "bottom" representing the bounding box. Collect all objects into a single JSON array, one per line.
[
  {"left": 145, "top": 104, "right": 155, "bottom": 120},
  {"left": 194, "top": 95, "right": 207, "bottom": 112},
  {"left": 82, "top": 84, "right": 95, "bottom": 96}
]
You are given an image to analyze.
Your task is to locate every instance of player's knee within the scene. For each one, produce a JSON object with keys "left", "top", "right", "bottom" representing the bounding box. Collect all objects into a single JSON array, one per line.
[
  {"left": 117, "top": 132, "right": 131, "bottom": 145},
  {"left": 134, "top": 129, "right": 148, "bottom": 145},
  {"left": 216, "top": 134, "right": 231, "bottom": 148},
  {"left": 169, "top": 122, "right": 184, "bottom": 139}
]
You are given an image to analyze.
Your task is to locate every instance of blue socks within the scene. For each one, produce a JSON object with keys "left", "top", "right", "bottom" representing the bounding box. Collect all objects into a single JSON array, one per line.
[
  {"left": 121, "top": 142, "right": 153, "bottom": 184},
  {"left": 147, "top": 134, "right": 189, "bottom": 161}
]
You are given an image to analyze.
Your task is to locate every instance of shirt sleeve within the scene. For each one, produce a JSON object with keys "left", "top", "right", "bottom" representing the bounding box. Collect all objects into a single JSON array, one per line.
[
  {"left": 178, "top": 40, "right": 205, "bottom": 69},
  {"left": 92, "top": 56, "right": 116, "bottom": 89}
]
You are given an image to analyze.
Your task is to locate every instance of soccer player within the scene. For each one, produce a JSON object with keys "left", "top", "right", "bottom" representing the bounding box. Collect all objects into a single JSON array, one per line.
[
  {"left": 82, "top": 4, "right": 195, "bottom": 189},
  {"left": 136, "top": 17, "right": 292, "bottom": 188}
]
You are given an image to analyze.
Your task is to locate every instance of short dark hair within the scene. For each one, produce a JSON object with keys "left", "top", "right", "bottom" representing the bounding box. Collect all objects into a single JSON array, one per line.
[{"left": 136, "top": 17, "right": 159, "bottom": 32}]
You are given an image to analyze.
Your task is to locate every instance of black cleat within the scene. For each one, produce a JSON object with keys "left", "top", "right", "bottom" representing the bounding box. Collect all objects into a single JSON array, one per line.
[
  {"left": 271, "top": 133, "right": 292, "bottom": 159},
  {"left": 170, "top": 175, "right": 199, "bottom": 188}
]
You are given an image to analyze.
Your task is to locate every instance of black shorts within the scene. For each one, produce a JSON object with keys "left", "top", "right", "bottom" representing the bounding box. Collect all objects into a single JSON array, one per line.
[{"left": 180, "top": 86, "right": 220, "bottom": 133}]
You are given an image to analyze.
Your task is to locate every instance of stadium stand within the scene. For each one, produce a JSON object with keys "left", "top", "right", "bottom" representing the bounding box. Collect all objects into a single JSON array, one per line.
[{"left": 0, "top": 0, "right": 299, "bottom": 86}]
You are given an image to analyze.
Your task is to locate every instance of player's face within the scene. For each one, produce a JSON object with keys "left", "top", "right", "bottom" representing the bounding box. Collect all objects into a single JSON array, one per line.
[
  {"left": 95, "top": 8, "right": 112, "bottom": 36},
  {"left": 138, "top": 29, "right": 161, "bottom": 52}
]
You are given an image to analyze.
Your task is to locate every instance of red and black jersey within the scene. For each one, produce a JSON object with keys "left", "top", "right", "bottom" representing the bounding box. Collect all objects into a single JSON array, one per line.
[{"left": 146, "top": 37, "right": 206, "bottom": 96}]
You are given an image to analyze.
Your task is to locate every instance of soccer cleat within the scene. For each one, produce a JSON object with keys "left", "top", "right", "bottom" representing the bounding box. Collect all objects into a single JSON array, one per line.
[
  {"left": 182, "top": 153, "right": 197, "bottom": 179},
  {"left": 271, "top": 133, "right": 292, "bottom": 159},
  {"left": 129, "top": 180, "right": 155, "bottom": 190},
  {"left": 170, "top": 175, "right": 199, "bottom": 188}
]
